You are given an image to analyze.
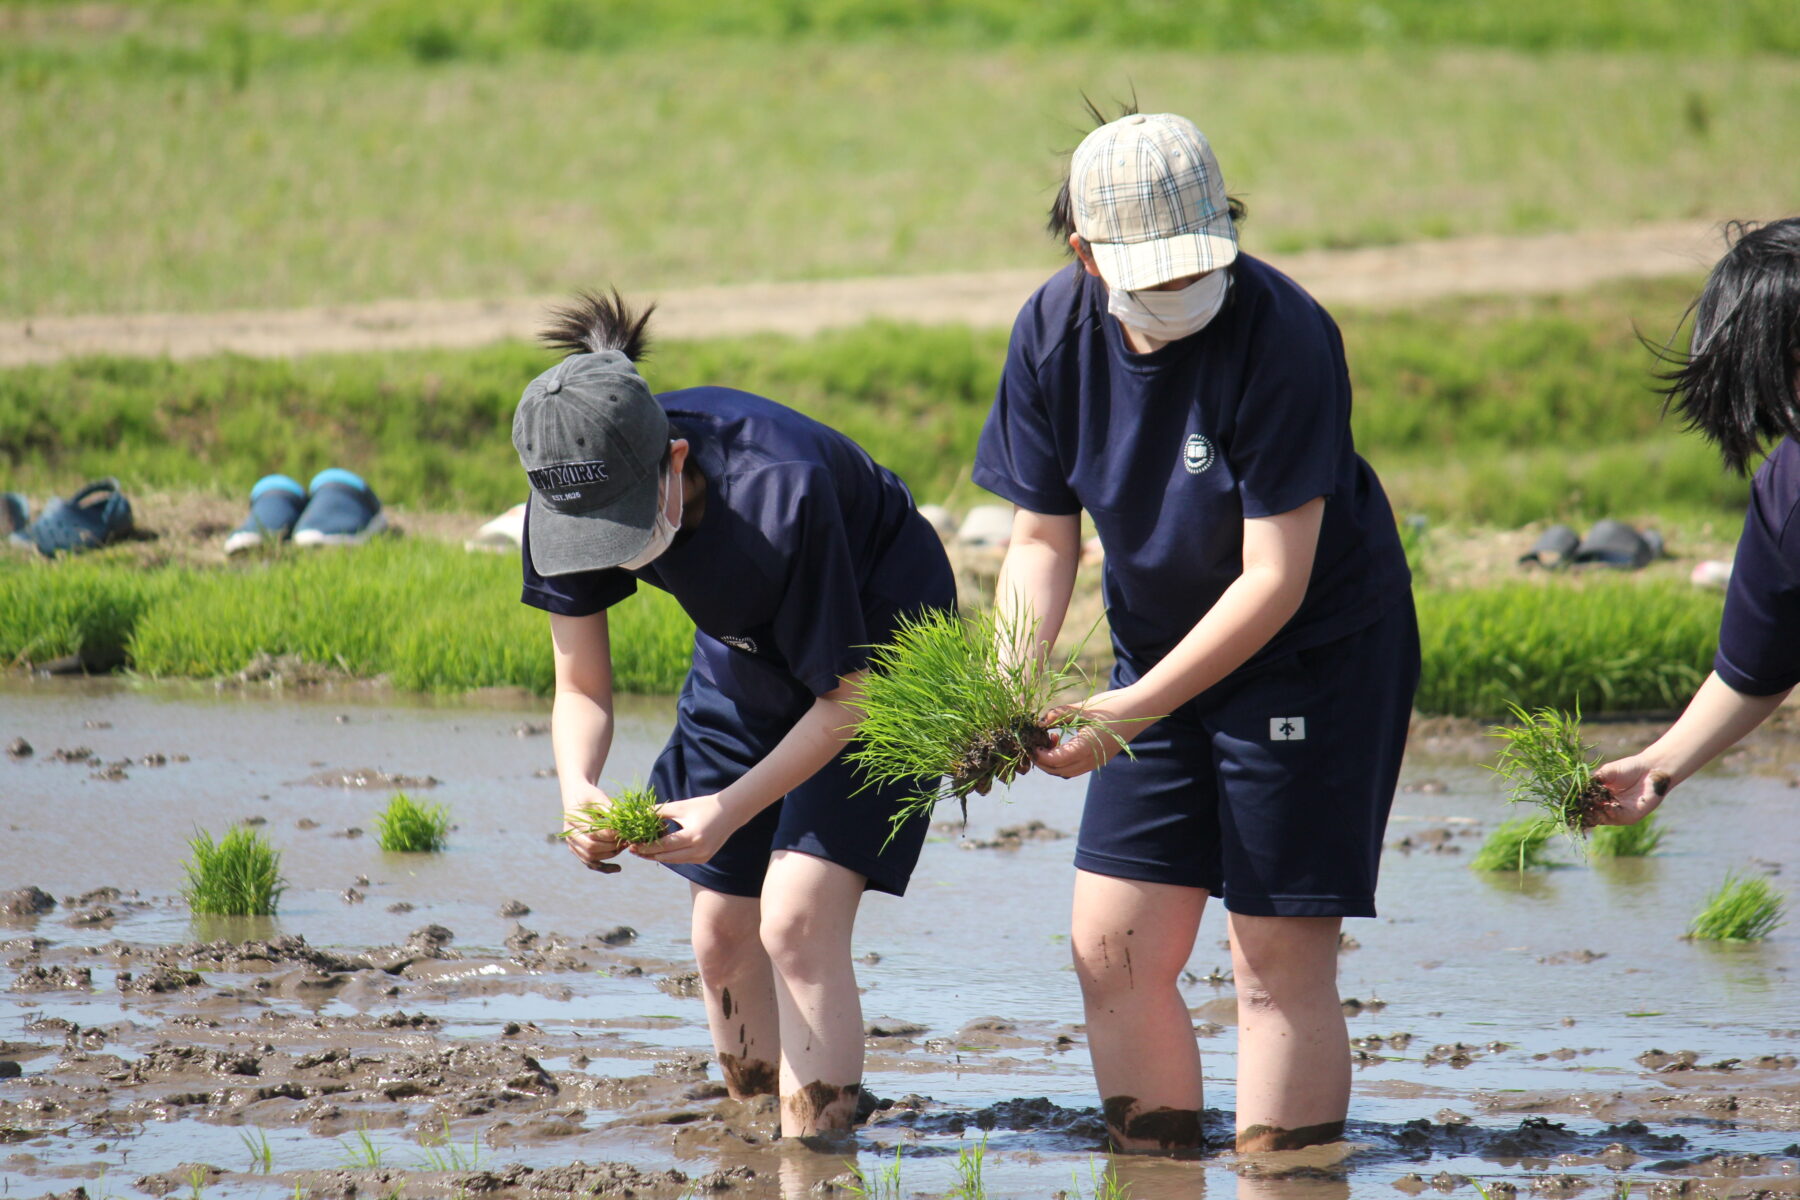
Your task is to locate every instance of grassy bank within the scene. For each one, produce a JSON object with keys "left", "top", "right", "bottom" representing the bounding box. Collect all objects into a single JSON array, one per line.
[
  {"left": 0, "top": 540, "right": 1723, "bottom": 718},
  {"left": 0, "top": 278, "right": 1751, "bottom": 525},
  {"left": 6, "top": 41, "right": 1797, "bottom": 315}
]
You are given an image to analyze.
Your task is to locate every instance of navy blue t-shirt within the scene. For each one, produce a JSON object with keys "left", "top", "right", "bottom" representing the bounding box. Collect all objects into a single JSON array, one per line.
[
  {"left": 972, "top": 256, "right": 1409, "bottom": 674},
  {"left": 1715, "top": 436, "right": 1800, "bottom": 697},
  {"left": 521, "top": 386, "right": 951, "bottom": 706}
]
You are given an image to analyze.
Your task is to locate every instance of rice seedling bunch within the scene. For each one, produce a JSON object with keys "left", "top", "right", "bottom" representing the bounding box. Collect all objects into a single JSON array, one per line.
[
  {"left": 1489, "top": 702, "right": 1611, "bottom": 843},
  {"left": 560, "top": 785, "right": 668, "bottom": 846},
  {"left": 1589, "top": 812, "right": 1664, "bottom": 858},
  {"left": 1687, "top": 874, "right": 1787, "bottom": 942},
  {"left": 373, "top": 791, "right": 451, "bottom": 852},
  {"left": 847, "top": 606, "right": 1113, "bottom": 832},
  {"left": 1470, "top": 816, "right": 1559, "bottom": 871},
  {"left": 182, "top": 826, "right": 286, "bottom": 916}
]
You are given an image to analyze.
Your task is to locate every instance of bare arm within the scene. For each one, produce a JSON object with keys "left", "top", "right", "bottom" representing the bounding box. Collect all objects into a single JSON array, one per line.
[
  {"left": 548, "top": 611, "right": 625, "bottom": 871},
  {"left": 632, "top": 671, "right": 870, "bottom": 865},
  {"left": 1035, "top": 498, "right": 1325, "bottom": 777},
  {"left": 1593, "top": 671, "right": 1793, "bottom": 824},
  {"left": 994, "top": 508, "right": 1083, "bottom": 666}
]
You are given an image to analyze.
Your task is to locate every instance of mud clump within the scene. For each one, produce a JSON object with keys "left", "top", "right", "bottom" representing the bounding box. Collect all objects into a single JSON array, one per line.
[
  {"left": 4, "top": 737, "right": 31, "bottom": 759},
  {"left": 499, "top": 899, "right": 531, "bottom": 918},
  {"left": 657, "top": 970, "right": 702, "bottom": 999},
  {"left": 294, "top": 766, "right": 441, "bottom": 790},
  {"left": 8, "top": 965, "right": 92, "bottom": 992},
  {"left": 961, "top": 819, "right": 1069, "bottom": 850},
  {"left": 0, "top": 886, "right": 55, "bottom": 917},
  {"left": 118, "top": 966, "right": 204, "bottom": 994}
]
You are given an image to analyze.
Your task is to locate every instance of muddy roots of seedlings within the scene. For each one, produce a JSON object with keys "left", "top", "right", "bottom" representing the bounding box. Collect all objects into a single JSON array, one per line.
[
  {"left": 1489, "top": 702, "right": 1610, "bottom": 845},
  {"left": 947, "top": 720, "right": 1055, "bottom": 800}
]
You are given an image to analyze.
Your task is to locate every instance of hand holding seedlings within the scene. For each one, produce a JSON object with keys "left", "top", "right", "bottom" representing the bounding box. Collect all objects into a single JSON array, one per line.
[
  {"left": 1488, "top": 703, "right": 1614, "bottom": 842},
  {"left": 560, "top": 784, "right": 671, "bottom": 872},
  {"left": 1588, "top": 754, "right": 1673, "bottom": 827},
  {"left": 627, "top": 793, "right": 732, "bottom": 865},
  {"left": 1032, "top": 687, "right": 1145, "bottom": 779}
]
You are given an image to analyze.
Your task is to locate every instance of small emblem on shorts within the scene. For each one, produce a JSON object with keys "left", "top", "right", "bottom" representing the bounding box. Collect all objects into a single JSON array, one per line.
[
  {"left": 720, "top": 635, "right": 758, "bottom": 654},
  {"left": 1270, "top": 717, "right": 1306, "bottom": 741},
  {"left": 1183, "top": 433, "right": 1215, "bottom": 475}
]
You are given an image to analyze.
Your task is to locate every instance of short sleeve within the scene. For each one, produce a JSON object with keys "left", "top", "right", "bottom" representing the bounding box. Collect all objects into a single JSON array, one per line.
[
  {"left": 766, "top": 466, "right": 872, "bottom": 697},
  {"left": 1713, "top": 490, "right": 1800, "bottom": 696},
  {"left": 1226, "top": 304, "right": 1348, "bottom": 519},
  {"left": 519, "top": 501, "right": 637, "bottom": 616},
  {"left": 971, "top": 309, "right": 1080, "bottom": 516}
]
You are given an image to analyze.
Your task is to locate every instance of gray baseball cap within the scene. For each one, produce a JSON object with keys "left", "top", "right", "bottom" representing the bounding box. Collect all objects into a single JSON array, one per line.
[{"left": 512, "top": 350, "right": 670, "bottom": 576}]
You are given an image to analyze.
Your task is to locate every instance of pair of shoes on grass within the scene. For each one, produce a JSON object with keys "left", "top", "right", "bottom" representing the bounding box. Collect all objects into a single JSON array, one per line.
[
  {"left": 1518, "top": 519, "right": 1665, "bottom": 570},
  {"left": 224, "top": 469, "right": 387, "bottom": 555},
  {"left": 5, "top": 479, "right": 134, "bottom": 558}
]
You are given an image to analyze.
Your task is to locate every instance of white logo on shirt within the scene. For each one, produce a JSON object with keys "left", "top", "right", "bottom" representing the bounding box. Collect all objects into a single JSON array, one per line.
[
  {"left": 1183, "top": 433, "right": 1216, "bottom": 475},
  {"left": 721, "top": 635, "right": 759, "bottom": 654},
  {"left": 1270, "top": 717, "right": 1306, "bottom": 741}
]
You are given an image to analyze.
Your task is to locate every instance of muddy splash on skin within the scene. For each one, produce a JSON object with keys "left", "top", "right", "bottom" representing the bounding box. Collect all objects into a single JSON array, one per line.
[
  {"left": 1236, "top": 1118, "right": 1346, "bottom": 1152},
  {"left": 716, "top": 1052, "right": 777, "bottom": 1099},
  {"left": 779, "top": 1079, "right": 865, "bottom": 1139},
  {"left": 1101, "top": 1094, "right": 1205, "bottom": 1154}
]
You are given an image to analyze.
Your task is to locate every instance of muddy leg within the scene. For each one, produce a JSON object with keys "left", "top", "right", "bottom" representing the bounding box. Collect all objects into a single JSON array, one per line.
[
  {"left": 759, "top": 850, "right": 868, "bottom": 1138},
  {"left": 1071, "top": 870, "right": 1208, "bottom": 1154},
  {"left": 689, "top": 883, "right": 780, "bottom": 1098},
  {"left": 1228, "top": 912, "right": 1348, "bottom": 1152}
]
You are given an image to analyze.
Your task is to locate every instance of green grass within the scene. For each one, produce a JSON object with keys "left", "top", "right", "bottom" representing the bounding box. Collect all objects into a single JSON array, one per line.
[
  {"left": 848, "top": 607, "right": 1114, "bottom": 834},
  {"left": 560, "top": 785, "right": 667, "bottom": 846},
  {"left": 373, "top": 791, "right": 451, "bottom": 852},
  {"left": 13, "top": 0, "right": 1798, "bottom": 64},
  {"left": 1489, "top": 703, "right": 1608, "bottom": 839},
  {"left": 1687, "top": 874, "right": 1787, "bottom": 942},
  {"left": 1470, "top": 816, "right": 1559, "bottom": 872},
  {"left": 1415, "top": 581, "right": 1721, "bottom": 718},
  {"left": 1591, "top": 813, "right": 1665, "bottom": 858},
  {"left": 6, "top": 39, "right": 1799, "bottom": 316},
  {"left": 181, "top": 825, "right": 286, "bottom": 915},
  {"left": 0, "top": 538, "right": 693, "bottom": 694},
  {"left": 0, "top": 277, "right": 1754, "bottom": 526}
]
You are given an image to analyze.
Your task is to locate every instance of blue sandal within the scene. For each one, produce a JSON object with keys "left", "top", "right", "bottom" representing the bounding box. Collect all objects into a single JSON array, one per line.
[{"left": 9, "top": 478, "right": 133, "bottom": 558}]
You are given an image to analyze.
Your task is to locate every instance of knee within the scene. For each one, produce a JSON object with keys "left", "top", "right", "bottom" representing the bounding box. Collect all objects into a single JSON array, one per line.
[
  {"left": 758, "top": 905, "right": 834, "bottom": 981},
  {"left": 1070, "top": 927, "right": 1177, "bottom": 1004},
  {"left": 692, "top": 910, "right": 763, "bottom": 982}
]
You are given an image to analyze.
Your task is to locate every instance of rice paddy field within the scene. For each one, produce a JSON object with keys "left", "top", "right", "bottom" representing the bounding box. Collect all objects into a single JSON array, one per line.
[{"left": 6, "top": 1, "right": 1800, "bottom": 1196}]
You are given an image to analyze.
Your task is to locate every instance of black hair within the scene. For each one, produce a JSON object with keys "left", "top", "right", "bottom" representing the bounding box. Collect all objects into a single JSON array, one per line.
[
  {"left": 1652, "top": 218, "right": 1800, "bottom": 475},
  {"left": 1046, "top": 93, "right": 1248, "bottom": 249},
  {"left": 540, "top": 287, "right": 655, "bottom": 362}
]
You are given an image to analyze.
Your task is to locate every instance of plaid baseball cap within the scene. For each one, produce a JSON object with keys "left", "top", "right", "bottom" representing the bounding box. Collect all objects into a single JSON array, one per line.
[
  {"left": 512, "top": 350, "right": 670, "bottom": 576},
  {"left": 1070, "top": 112, "right": 1238, "bottom": 292}
]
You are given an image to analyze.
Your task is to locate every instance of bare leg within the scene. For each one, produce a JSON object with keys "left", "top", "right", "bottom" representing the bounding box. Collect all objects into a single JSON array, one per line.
[
  {"left": 689, "top": 883, "right": 780, "bottom": 1098},
  {"left": 758, "top": 850, "right": 869, "bottom": 1137},
  {"left": 1228, "top": 912, "right": 1349, "bottom": 1152},
  {"left": 1070, "top": 869, "right": 1209, "bottom": 1153}
]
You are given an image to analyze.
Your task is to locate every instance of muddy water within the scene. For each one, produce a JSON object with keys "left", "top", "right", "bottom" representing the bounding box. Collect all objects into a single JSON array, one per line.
[{"left": 2, "top": 678, "right": 1797, "bottom": 1199}]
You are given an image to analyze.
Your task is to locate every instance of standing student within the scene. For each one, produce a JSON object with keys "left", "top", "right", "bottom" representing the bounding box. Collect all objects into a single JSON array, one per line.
[
  {"left": 974, "top": 108, "right": 1418, "bottom": 1153},
  {"left": 515, "top": 290, "right": 954, "bottom": 1138},
  {"left": 1591, "top": 219, "right": 1800, "bottom": 818}
]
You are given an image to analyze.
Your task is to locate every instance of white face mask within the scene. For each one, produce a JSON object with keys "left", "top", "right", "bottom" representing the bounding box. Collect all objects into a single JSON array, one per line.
[
  {"left": 618, "top": 465, "right": 683, "bottom": 571},
  {"left": 1107, "top": 269, "right": 1230, "bottom": 342}
]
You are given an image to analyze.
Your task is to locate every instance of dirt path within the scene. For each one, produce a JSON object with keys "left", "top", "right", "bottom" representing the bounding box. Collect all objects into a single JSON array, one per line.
[{"left": 2, "top": 221, "right": 1727, "bottom": 366}]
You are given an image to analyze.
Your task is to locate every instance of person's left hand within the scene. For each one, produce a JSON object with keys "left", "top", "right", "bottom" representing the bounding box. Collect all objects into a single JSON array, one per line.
[
  {"left": 1030, "top": 687, "right": 1148, "bottom": 780},
  {"left": 629, "top": 793, "right": 739, "bottom": 865}
]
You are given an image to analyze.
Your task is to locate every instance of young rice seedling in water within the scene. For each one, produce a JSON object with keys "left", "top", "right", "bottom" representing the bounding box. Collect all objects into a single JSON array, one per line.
[
  {"left": 560, "top": 784, "right": 668, "bottom": 846},
  {"left": 1590, "top": 812, "right": 1664, "bottom": 858},
  {"left": 374, "top": 790, "right": 451, "bottom": 852},
  {"left": 1470, "top": 816, "right": 1558, "bottom": 872},
  {"left": 846, "top": 1143, "right": 903, "bottom": 1200},
  {"left": 1687, "top": 873, "right": 1787, "bottom": 941},
  {"left": 849, "top": 605, "right": 1122, "bottom": 839},
  {"left": 1489, "top": 702, "right": 1623, "bottom": 847},
  {"left": 181, "top": 826, "right": 285, "bottom": 916}
]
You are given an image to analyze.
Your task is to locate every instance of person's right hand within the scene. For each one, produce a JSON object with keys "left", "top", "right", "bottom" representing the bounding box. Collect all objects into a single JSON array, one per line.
[
  {"left": 562, "top": 788, "right": 625, "bottom": 874},
  {"left": 1589, "top": 756, "right": 1673, "bottom": 827}
]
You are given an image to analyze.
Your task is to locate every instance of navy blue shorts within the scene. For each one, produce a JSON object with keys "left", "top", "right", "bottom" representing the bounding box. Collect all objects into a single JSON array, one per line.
[{"left": 1075, "top": 597, "right": 1419, "bottom": 917}]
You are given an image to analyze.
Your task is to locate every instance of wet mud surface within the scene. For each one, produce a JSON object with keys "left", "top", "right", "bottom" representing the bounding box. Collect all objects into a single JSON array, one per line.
[{"left": 3, "top": 681, "right": 1800, "bottom": 1197}]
